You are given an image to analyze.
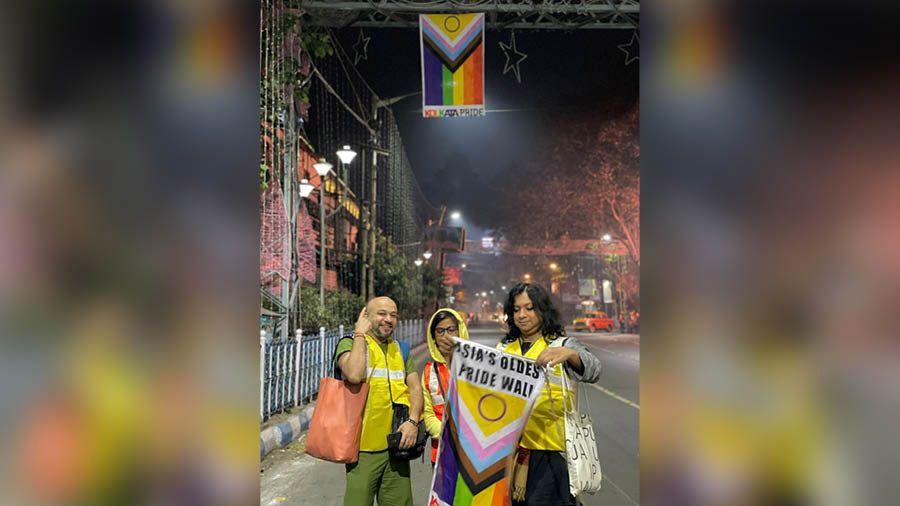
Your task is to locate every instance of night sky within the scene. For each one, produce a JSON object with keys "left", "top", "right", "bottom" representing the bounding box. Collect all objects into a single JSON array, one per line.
[{"left": 334, "top": 27, "right": 639, "bottom": 239}]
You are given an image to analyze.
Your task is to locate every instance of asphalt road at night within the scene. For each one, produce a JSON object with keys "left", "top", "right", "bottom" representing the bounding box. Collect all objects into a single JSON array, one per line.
[{"left": 260, "top": 324, "right": 639, "bottom": 506}]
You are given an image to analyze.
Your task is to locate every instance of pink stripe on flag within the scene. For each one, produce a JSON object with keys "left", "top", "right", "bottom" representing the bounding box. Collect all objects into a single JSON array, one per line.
[{"left": 455, "top": 412, "right": 521, "bottom": 462}]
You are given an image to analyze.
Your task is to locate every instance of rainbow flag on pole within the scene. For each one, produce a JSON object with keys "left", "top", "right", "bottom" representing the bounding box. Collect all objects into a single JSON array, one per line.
[
  {"left": 427, "top": 339, "right": 544, "bottom": 506},
  {"left": 419, "top": 13, "right": 485, "bottom": 118}
]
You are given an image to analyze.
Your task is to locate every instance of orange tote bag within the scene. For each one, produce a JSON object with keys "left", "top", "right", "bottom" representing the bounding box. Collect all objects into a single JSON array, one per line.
[{"left": 305, "top": 376, "right": 369, "bottom": 464}]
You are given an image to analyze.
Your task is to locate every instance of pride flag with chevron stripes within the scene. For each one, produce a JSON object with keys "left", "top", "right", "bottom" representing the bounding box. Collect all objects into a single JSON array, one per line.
[
  {"left": 426, "top": 339, "right": 544, "bottom": 506},
  {"left": 419, "top": 13, "right": 485, "bottom": 118}
]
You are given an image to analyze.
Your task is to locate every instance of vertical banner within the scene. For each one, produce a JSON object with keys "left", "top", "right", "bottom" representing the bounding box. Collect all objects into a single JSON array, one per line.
[
  {"left": 602, "top": 279, "right": 613, "bottom": 303},
  {"left": 420, "top": 13, "right": 485, "bottom": 118},
  {"left": 427, "top": 339, "right": 544, "bottom": 506}
]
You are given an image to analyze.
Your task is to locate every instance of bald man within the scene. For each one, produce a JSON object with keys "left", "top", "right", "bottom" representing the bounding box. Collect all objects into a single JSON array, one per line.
[{"left": 335, "top": 297, "right": 423, "bottom": 506}]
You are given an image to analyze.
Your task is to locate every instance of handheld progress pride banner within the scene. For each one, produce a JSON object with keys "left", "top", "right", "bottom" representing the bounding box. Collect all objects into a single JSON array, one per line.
[{"left": 427, "top": 339, "right": 544, "bottom": 506}]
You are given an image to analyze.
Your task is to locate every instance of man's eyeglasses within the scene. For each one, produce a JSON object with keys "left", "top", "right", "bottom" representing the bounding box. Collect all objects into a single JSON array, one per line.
[{"left": 434, "top": 326, "right": 458, "bottom": 337}]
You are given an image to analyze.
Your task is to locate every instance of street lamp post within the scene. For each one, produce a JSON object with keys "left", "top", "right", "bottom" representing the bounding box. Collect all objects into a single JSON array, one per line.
[
  {"left": 334, "top": 145, "right": 356, "bottom": 298},
  {"left": 312, "top": 158, "right": 333, "bottom": 308},
  {"left": 305, "top": 150, "right": 357, "bottom": 311},
  {"left": 601, "top": 232, "right": 627, "bottom": 327},
  {"left": 414, "top": 258, "right": 424, "bottom": 317}
]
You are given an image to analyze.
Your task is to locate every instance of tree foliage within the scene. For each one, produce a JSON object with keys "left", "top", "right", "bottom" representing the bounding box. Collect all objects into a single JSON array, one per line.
[
  {"left": 372, "top": 236, "right": 446, "bottom": 318},
  {"left": 473, "top": 104, "right": 640, "bottom": 308},
  {"left": 477, "top": 105, "right": 639, "bottom": 263},
  {"left": 298, "top": 286, "right": 365, "bottom": 334}
]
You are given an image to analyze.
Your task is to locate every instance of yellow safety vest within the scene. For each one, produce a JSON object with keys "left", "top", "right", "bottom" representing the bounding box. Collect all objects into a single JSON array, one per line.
[
  {"left": 359, "top": 335, "right": 411, "bottom": 452},
  {"left": 498, "top": 336, "right": 574, "bottom": 451}
]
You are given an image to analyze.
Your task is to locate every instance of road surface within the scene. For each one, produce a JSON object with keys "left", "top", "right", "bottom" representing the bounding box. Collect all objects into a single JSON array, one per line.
[{"left": 260, "top": 324, "right": 639, "bottom": 505}]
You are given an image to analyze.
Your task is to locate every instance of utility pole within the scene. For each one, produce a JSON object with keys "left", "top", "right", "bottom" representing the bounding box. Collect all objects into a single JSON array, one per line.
[
  {"left": 358, "top": 136, "right": 369, "bottom": 300},
  {"left": 368, "top": 147, "right": 378, "bottom": 301},
  {"left": 320, "top": 175, "right": 326, "bottom": 309},
  {"left": 282, "top": 120, "right": 293, "bottom": 342},
  {"left": 360, "top": 203, "right": 369, "bottom": 299}
]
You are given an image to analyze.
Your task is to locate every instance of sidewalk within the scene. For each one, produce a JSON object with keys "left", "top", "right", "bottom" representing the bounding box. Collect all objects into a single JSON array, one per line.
[{"left": 261, "top": 434, "right": 436, "bottom": 506}]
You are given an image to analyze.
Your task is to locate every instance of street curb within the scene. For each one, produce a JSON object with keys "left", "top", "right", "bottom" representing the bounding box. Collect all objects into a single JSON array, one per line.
[
  {"left": 260, "top": 403, "right": 316, "bottom": 461},
  {"left": 259, "top": 341, "right": 430, "bottom": 461}
]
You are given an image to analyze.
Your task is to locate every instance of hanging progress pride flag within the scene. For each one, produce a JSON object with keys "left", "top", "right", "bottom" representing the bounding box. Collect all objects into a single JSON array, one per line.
[
  {"left": 427, "top": 339, "right": 544, "bottom": 506},
  {"left": 420, "top": 13, "right": 485, "bottom": 118}
]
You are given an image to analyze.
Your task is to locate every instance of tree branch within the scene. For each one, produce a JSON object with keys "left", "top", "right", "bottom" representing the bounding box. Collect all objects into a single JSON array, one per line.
[{"left": 607, "top": 197, "right": 640, "bottom": 266}]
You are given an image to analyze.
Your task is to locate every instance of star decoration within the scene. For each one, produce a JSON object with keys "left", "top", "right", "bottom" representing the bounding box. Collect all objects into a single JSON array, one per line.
[
  {"left": 618, "top": 30, "right": 640, "bottom": 66},
  {"left": 500, "top": 32, "right": 528, "bottom": 84},
  {"left": 352, "top": 29, "right": 370, "bottom": 65}
]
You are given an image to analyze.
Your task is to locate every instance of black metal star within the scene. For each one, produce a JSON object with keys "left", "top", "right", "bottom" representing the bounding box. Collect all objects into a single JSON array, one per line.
[
  {"left": 500, "top": 32, "right": 528, "bottom": 84},
  {"left": 618, "top": 31, "right": 640, "bottom": 66},
  {"left": 352, "top": 29, "right": 371, "bottom": 65}
]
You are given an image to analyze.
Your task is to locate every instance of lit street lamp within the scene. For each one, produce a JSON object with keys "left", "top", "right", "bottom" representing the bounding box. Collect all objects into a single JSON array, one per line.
[
  {"left": 414, "top": 258, "right": 423, "bottom": 266},
  {"left": 336, "top": 145, "right": 357, "bottom": 164},
  {"left": 602, "top": 233, "right": 612, "bottom": 241},
  {"left": 299, "top": 179, "right": 314, "bottom": 198},
  {"left": 461, "top": 263, "right": 467, "bottom": 269},
  {"left": 524, "top": 273, "right": 531, "bottom": 281},
  {"left": 313, "top": 158, "right": 333, "bottom": 176},
  {"left": 549, "top": 262, "right": 559, "bottom": 270},
  {"left": 423, "top": 251, "right": 433, "bottom": 260},
  {"left": 302, "top": 147, "right": 360, "bottom": 309},
  {"left": 450, "top": 211, "right": 461, "bottom": 220}
]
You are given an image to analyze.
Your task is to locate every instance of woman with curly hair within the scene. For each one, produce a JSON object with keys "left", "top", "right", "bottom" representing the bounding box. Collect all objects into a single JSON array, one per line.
[{"left": 497, "top": 282, "right": 602, "bottom": 506}]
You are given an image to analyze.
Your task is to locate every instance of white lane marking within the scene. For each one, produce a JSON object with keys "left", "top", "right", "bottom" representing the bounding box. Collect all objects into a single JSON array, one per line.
[
  {"left": 602, "top": 472, "right": 640, "bottom": 506},
  {"left": 595, "top": 346, "right": 640, "bottom": 363},
  {"left": 587, "top": 382, "right": 640, "bottom": 410}
]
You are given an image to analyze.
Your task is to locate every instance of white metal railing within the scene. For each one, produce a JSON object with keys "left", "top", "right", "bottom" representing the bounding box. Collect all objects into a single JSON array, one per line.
[{"left": 260, "top": 319, "right": 425, "bottom": 420}]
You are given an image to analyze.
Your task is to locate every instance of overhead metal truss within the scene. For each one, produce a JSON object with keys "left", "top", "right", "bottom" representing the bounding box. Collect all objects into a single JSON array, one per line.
[{"left": 299, "top": 0, "right": 639, "bottom": 30}]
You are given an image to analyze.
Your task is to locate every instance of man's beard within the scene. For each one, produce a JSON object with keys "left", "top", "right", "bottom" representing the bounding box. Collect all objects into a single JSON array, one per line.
[{"left": 370, "top": 323, "right": 394, "bottom": 340}]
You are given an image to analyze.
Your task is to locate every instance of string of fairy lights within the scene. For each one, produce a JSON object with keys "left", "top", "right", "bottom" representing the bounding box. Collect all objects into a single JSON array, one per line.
[{"left": 260, "top": 0, "right": 441, "bottom": 318}]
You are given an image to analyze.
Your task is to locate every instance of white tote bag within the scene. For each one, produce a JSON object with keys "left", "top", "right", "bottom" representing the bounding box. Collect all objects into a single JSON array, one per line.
[{"left": 560, "top": 371, "right": 602, "bottom": 497}]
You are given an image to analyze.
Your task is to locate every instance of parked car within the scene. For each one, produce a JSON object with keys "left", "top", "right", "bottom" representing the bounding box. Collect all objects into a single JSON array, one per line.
[{"left": 573, "top": 311, "right": 615, "bottom": 332}]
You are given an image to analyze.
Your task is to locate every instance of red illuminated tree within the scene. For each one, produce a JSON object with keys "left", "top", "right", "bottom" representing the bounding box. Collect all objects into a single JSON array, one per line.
[
  {"left": 480, "top": 105, "right": 639, "bottom": 266},
  {"left": 583, "top": 107, "right": 640, "bottom": 266}
]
